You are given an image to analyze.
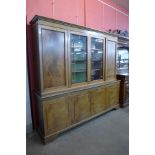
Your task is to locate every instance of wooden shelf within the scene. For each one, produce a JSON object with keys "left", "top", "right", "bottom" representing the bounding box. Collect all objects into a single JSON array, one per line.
[
  {"left": 72, "top": 70, "right": 86, "bottom": 73},
  {"left": 92, "top": 68, "right": 101, "bottom": 71},
  {"left": 91, "top": 60, "right": 102, "bottom": 62},
  {"left": 72, "top": 61, "right": 86, "bottom": 64},
  {"left": 91, "top": 48, "right": 103, "bottom": 51},
  {"left": 71, "top": 47, "right": 86, "bottom": 49}
]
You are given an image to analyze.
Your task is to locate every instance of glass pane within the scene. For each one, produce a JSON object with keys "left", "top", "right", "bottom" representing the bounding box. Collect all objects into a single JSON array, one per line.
[
  {"left": 71, "top": 34, "right": 87, "bottom": 84},
  {"left": 116, "top": 47, "right": 129, "bottom": 74},
  {"left": 91, "top": 38, "right": 103, "bottom": 80},
  {"left": 42, "top": 29, "right": 66, "bottom": 89}
]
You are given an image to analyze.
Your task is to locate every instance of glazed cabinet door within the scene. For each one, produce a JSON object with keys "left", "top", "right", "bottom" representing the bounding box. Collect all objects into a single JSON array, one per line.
[
  {"left": 106, "top": 37, "right": 117, "bottom": 81},
  {"left": 39, "top": 25, "right": 68, "bottom": 92},
  {"left": 90, "top": 37, "right": 105, "bottom": 81},
  {"left": 43, "top": 97, "right": 70, "bottom": 135},
  {"left": 69, "top": 32, "right": 88, "bottom": 85}
]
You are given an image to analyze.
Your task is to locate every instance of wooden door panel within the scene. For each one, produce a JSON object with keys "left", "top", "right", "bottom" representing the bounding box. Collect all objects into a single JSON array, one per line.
[
  {"left": 91, "top": 88, "right": 107, "bottom": 115},
  {"left": 74, "top": 93, "right": 90, "bottom": 122},
  {"left": 44, "top": 97, "right": 70, "bottom": 134},
  {"left": 106, "top": 40, "right": 116, "bottom": 80},
  {"left": 41, "top": 28, "right": 66, "bottom": 89},
  {"left": 106, "top": 85, "right": 114, "bottom": 107},
  {"left": 106, "top": 83, "right": 119, "bottom": 107}
]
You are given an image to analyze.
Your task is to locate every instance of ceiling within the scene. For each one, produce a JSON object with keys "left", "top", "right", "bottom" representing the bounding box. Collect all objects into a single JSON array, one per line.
[{"left": 111, "top": 0, "right": 129, "bottom": 10}]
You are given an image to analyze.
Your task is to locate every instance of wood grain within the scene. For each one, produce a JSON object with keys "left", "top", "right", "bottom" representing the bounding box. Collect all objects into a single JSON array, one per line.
[
  {"left": 74, "top": 92, "right": 91, "bottom": 122},
  {"left": 31, "top": 16, "right": 120, "bottom": 143},
  {"left": 44, "top": 97, "right": 70, "bottom": 135},
  {"left": 106, "top": 40, "right": 116, "bottom": 80},
  {"left": 42, "top": 28, "right": 66, "bottom": 89}
]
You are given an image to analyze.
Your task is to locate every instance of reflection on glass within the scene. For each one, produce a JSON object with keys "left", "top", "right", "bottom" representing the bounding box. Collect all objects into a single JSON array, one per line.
[
  {"left": 71, "top": 34, "right": 87, "bottom": 84},
  {"left": 91, "top": 38, "right": 103, "bottom": 80},
  {"left": 116, "top": 47, "right": 129, "bottom": 73}
]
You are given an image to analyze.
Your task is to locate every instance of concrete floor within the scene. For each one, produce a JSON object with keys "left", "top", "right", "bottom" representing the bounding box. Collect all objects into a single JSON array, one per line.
[{"left": 26, "top": 106, "right": 129, "bottom": 155}]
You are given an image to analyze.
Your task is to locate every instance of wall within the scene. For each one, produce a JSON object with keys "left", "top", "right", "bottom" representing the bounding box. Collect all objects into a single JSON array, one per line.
[
  {"left": 26, "top": 0, "right": 129, "bottom": 129},
  {"left": 26, "top": 0, "right": 129, "bottom": 31}
]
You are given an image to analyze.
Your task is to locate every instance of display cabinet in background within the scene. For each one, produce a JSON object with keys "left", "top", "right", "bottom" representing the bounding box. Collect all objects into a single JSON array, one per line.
[
  {"left": 116, "top": 36, "right": 129, "bottom": 107},
  {"left": 31, "top": 15, "right": 120, "bottom": 143}
]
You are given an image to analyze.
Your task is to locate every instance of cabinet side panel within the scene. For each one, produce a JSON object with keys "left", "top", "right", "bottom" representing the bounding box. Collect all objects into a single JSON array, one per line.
[
  {"left": 35, "top": 96, "right": 45, "bottom": 136},
  {"left": 32, "top": 24, "right": 41, "bottom": 91}
]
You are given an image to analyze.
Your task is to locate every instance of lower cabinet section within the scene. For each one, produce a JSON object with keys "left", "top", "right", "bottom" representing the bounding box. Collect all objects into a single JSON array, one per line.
[{"left": 36, "top": 81, "right": 120, "bottom": 143}]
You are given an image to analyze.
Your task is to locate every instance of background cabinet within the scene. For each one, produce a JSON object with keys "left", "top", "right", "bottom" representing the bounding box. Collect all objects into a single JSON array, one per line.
[
  {"left": 116, "top": 74, "right": 129, "bottom": 107},
  {"left": 31, "top": 16, "right": 119, "bottom": 143},
  {"left": 116, "top": 36, "right": 129, "bottom": 107}
]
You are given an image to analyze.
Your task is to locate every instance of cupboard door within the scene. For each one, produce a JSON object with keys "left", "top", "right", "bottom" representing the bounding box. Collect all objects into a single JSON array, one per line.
[
  {"left": 106, "top": 83, "right": 119, "bottom": 107},
  {"left": 70, "top": 34, "right": 88, "bottom": 84},
  {"left": 91, "top": 38, "right": 104, "bottom": 81},
  {"left": 91, "top": 87, "right": 107, "bottom": 115},
  {"left": 41, "top": 28, "right": 66, "bottom": 89},
  {"left": 44, "top": 97, "right": 70, "bottom": 134},
  {"left": 106, "top": 40, "right": 116, "bottom": 80},
  {"left": 74, "top": 92, "right": 91, "bottom": 122}
]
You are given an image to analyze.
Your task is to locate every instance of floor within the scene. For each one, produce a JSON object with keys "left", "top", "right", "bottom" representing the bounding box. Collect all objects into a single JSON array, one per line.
[{"left": 26, "top": 106, "right": 129, "bottom": 155}]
